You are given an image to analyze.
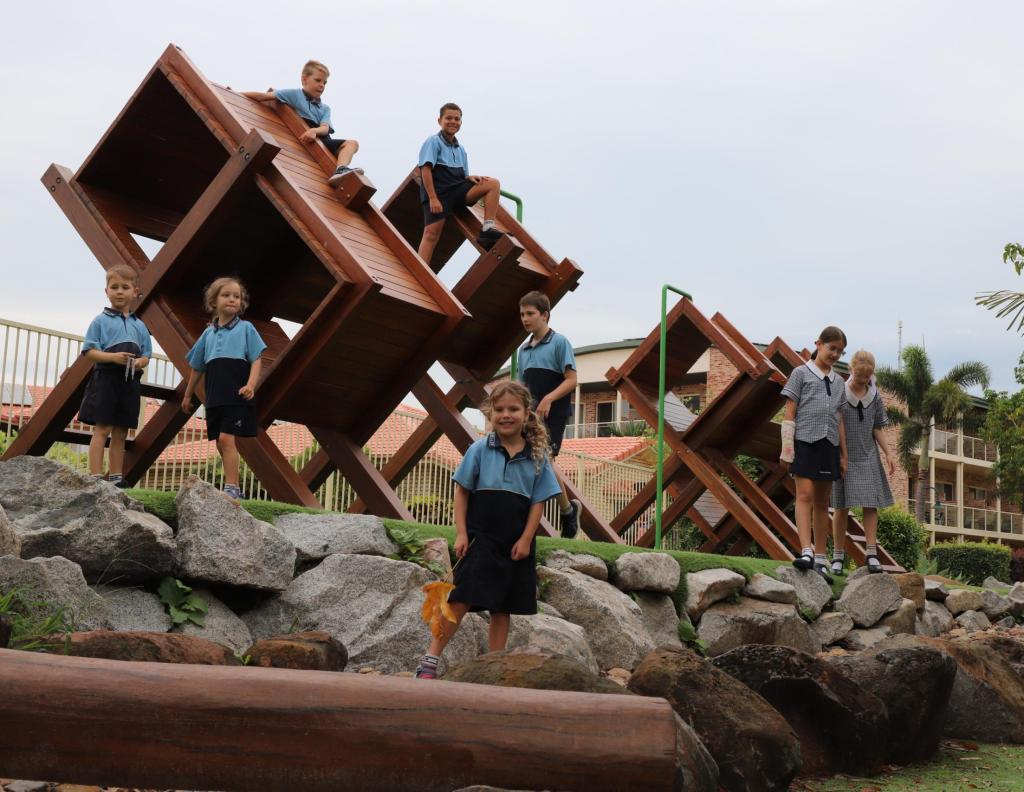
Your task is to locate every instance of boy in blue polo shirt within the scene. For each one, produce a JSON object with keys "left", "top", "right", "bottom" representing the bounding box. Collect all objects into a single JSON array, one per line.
[
  {"left": 79, "top": 264, "right": 152, "bottom": 487},
  {"left": 242, "top": 60, "right": 362, "bottom": 187},
  {"left": 417, "top": 102, "right": 505, "bottom": 267},
  {"left": 517, "top": 290, "right": 582, "bottom": 538},
  {"left": 182, "top": 277, "right": 266, "bottom": 500}
]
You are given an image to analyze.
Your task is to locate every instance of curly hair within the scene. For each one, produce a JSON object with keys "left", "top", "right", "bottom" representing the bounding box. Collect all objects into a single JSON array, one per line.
[
  {"left": 203, "top": 277, "right": 250, "bottom": 315},
  {"left": 482, "top": 381, "right": 550, "bottom": 473}
]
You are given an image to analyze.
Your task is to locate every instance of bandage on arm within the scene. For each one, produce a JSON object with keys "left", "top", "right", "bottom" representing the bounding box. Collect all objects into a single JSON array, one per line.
[{"left": 780, "top": 420, "right": 796, "bottom": 463}]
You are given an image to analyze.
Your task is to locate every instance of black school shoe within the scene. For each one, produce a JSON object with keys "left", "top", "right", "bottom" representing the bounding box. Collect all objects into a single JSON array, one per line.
[
  {"left": 560, "top": 499, "right": 582, "bottom": 539},
  {"left": 476, "top": 227, "right": 504, "bottom": 251},
  {"left": 792, "top": 552, "right": 814, "bottom": 571},
  {"left": 866, "top": 555, "right": 884, "bottom": 574},
  {"left": 813, "top": 562, "right": 834, "bottom": 584}
]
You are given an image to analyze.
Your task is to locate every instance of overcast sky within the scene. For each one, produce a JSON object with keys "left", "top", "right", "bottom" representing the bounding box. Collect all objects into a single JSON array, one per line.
[{"left": 2, "top": 1, "right": 1023, "bottom": 394}]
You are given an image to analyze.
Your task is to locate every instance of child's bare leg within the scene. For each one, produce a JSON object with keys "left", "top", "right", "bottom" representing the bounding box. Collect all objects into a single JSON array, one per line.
[
  {"left": 418, "top": 219, "right": 445, "bottom": 267},
  {"left": 217, "top": 434, "right": 240, "bottom": 487},
  {"left": 794, "top": 476, "right": 814, "bottom": 551},
  {"left": 426, "top": 601, "right": 470, "bottom": 657},
  {"left": 88, "top": 426, "right": 111, "bottom": 475},
  {"left": 862, "top": 508, "right": 878, "bottom": 548},
  {"left": 832, "top": 508, "right": 849, "bottom": 554},
  {"left": 107, "top": 426, "right": 129, "bottom": 476},
  {"left": 335, "top": 139, "right": 359, "bottom": 168},
  {"left": 812, "top": 481, "right": 832, "bottom": 556},
  {"left": 488, "top": 613, "right": 511, "bottom": 652},
  {"left": 465, "top": 178, "right": 501, "bottom": 221}
]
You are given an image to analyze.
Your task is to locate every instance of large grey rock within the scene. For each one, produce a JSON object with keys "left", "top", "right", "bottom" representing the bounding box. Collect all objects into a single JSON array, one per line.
[
  {"left": 775, "top": 566, "right": 833, "bottom": 620},
  {"left": 916, "top": 600, "right": 954, "bottom": 637},
  {"left": 839, "top": 626, "right": 892, "bottom": 651},
  {"left": 743, "top": 572, "right": 797, "bottom": 605},
  {"left": 955, "top": 610, "right": 992, "bottom": 634},
  {"left": 810, "top": 611, "right": 855, "bottom": 646},
  {"left": 944, "top": 588, "right": 983, "bottom": 616},
  {"left": 543, "top": 549, "right": 608, "bottom": 581},
  {"left": 925, "top": 578, "right": 949, "bottom": 602},
  {"left": 497, "top": 613, "right": 600, "bottom": 674},
  {"left": 94, "top": 585, "right": 172, "bottom": 632},
  {"left": 173, "top": 587, "right": 252, "bottom": 654},
  {"left": 685, "top": 568, "right": 745, "bottom": 619},
  {"left": 175, "top": 476, "right": 295, "bottom": 591},
  {"left": 996, "top": 616, "right": 1017, "bottom": 629},
  {"left": 274, "top": 512, "right": 397, "bottom": 564},
  {"left": 836, "top": 573, "right": 902, "bottom": 627},
  {"left": 878, "top": 598, "right": 917, "bottom": 636},
  {"left": 611, "top": 552, "right": 680, "bottom": 594},
  {"left": 243, "top": 553, "right": 484, "bottom": 674},
  {"left": 697, "top": 597, "right": 820, "bottom": 657},
  {"left": 1008, "top": 582, "right": 1024, "bottom": 616},
  {"left": 981, "top": 590, "right": 1012, "bottom": 620},
  {"left": 984, "top": 576, "right": 1011, "bottom": 590},
  {"left": 635, "top": 591, "right": 683, "bottom": 649},
  {"left": 0, "top": 456, "right": 176, "bottom": 582},
  {"left": 537, "top": 566, "right": 655, "bottom": 670},
  {"left": 0, "top": 555, "right": 109, "bottom": 630},
  {"left": 0, "top": 503, "right": 21, "bottom": 557}
]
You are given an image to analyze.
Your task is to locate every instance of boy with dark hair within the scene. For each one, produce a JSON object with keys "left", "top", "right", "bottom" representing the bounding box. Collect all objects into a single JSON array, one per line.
[
  {"left": 242, "top": 60, "right": 362, "bottom": 187},
  {"left": 517, "top": 290, "right": 581, "bottom": 538},
  {"left": 417, "top": 102, "right": 505, "bottom": 266}
]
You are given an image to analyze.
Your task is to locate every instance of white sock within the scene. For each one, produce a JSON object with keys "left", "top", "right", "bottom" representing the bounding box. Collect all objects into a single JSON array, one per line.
[
  {"left": 866, "top": 544, "right": 877, "bottom": 556},
  {"left": 833, "top": 549, "right": 845, "bottom": 561},
  {"left": 814, "top": 553, "right": 827, "bottom": 567},
  {"left": 802, "top": 546, "right": 813, "bottom": 558},
  {"left": 481, "top": 219, "right": 496, "bottom": 232}
]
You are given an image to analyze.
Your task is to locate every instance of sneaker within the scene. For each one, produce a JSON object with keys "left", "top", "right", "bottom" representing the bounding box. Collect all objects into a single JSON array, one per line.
[
  {"left": 792, "top": 552, "right": 814, "bottom": 571},
  {"left": 560, "top": 499, "right": 581, "bottom": 540},
  {"left": 223, "top": 484, "right": 242, "bottom": 500},
  {"left": 328, "top": 166, "right": 364, "bottom": 187},
  {"left": 830, "top": 558, "right": 845, "bottom": 577},
  {"left": 813, "top": 562, "right": 834, "bottom": 584},
  {"left": 476, "top": 227, "right": 504, "bottom": 251},
  {"left": 114, "top": 478, "right": 132, "bottom": 489},
  {"left": 414, "top": 656, "right": 439, "bottom": 679},
  {"left": 866, "top": 555, "right": 883, "bottom": 574}
]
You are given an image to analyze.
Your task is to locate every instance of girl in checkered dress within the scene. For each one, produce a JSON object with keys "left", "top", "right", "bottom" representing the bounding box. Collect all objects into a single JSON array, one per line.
[
  {"left": 780, "top": 326, "right": 849, "bottom": 581},
  {"left": 830, "top": 350, "right": 896, "bottom": 575}
]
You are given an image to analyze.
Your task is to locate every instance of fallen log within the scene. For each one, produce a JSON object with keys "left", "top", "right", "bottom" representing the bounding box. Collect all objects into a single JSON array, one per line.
[{"left": 0, "top": 648, "right": 682, "bottom": 791}]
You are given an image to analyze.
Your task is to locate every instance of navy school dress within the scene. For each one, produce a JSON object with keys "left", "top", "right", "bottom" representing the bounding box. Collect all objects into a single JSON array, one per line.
[
  {"left": 78, "top": 307, "right": 152, "bottom": 428},
  {"left": 449, "top": 433, "right": 562, "bottom": 614}
]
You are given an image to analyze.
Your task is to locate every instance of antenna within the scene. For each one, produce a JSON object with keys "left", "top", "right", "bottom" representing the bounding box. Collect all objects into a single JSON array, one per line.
[{"left": 897, "top": 320, "right": 903, "bottom": 367}]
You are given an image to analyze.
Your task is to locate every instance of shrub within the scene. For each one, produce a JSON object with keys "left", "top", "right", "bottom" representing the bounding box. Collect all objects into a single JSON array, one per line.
[
  {"left": 927, "top": 541, "right": 1012, "bottom": 586},
  {"left": 876, "top": 506, "right": 928, "bottom": 571}
]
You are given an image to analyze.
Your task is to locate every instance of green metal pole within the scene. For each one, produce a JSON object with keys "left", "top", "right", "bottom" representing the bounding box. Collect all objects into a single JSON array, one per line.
[
  {"left": 502, "top": 189, "right": 525, "bottom": 381},
  {"left": 656, "top": 285, "right": 693, "bottom": 549}
]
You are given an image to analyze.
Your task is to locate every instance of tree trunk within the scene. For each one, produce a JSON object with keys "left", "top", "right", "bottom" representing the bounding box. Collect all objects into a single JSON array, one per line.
[{"left": 915, "top": 431, "right": 932, "bottom": 525}]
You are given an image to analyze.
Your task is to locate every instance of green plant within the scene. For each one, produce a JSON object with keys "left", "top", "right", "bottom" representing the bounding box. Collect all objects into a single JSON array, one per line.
[
  {"left": 0, "top": 587, "right": 75, "bottom": 652},
  {"left": 876, "top": 506, "right": 928, "bottom": 571},
  {"left": 927, "top": 541, "right": 1012, "bottom": 586},
  {"left": 677, "top": 619, "right": 707, "bottom": 655},
  {"left": 976, "top": 243, "right": 1024, "bottom": 333},
  {"left": 157, "top": 577, "right": 208, "bottom": 627},
  {"left": 386, "top": 525, "right": 447, "bottom": 577},
  {"left": 233, "top": 650, "right": 252, "bottom": 666}
]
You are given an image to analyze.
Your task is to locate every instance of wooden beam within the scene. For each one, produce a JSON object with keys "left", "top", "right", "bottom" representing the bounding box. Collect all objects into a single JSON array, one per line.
[
  {"left": 312, "top": 427, "right": 415, "bottom": 520},
  {"left": 122, "top": 382, "right": 191, "bottom": 485},
  {"left": 1, "top": 356, "right": 93, "bottom": 460},
  {"left": 236, "top": 430, "right": 322, "bottom": 508}
]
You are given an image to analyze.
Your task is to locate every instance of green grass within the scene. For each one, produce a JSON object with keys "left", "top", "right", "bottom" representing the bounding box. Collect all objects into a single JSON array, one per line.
[
  {"left": 795, "top": 741, "right": 1024, "bottom": 791},
  {"left": 125, "top": 488, "right": 324, "bottom": 527}
]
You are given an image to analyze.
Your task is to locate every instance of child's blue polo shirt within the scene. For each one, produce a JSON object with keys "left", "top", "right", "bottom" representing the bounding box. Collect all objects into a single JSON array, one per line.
[
  {"left": 453, "top": 433, "right": 561, "bottom": 546},
  {"left": 518, "top": 330, "right": 576, "bottom": 421},
  {"left": 418, "top": 132, "right": 469, "bottom": 173},
  {"left": 274, "top": 89, "right": 334, "bottom": 134},
  {"left": 83, "top": 308, "right": 152, "bottom": 363},
  {"left": 186, "top": 317, "right": 266, "bottom": 408}
]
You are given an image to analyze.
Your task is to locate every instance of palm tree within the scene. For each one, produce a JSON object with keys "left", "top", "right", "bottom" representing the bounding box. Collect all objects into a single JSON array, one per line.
[
  {"left": 976, "top": 243, "right": 1024, "bottom": 333},
  {"left": 875, "top": 345, "right": 990, "bottom": 525}
]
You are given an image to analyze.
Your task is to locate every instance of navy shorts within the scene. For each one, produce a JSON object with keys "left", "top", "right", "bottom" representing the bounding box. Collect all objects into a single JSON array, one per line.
[
  {"left": 205, "top": 403, "right": 257, "bottom": 440},
  {"left": 303, "top": 118, "right": 346, "bottom": 156},
  {"left": 78, "top": 366, "right": 142, "bottom": 429},
  {"left": 790, "top": 438, "right": 841, "bottom": 481},
  {"left": 422, "top": 171, "right": 473, "bottom": 225}
]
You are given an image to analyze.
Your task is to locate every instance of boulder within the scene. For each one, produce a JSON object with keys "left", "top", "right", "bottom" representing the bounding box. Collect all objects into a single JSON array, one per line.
[
  {"left": 611, "top": 552, "right": 680, "bottom": 594},
  {"left": 945, "top": 588, "right": 983, "bottom": 616},
  {"left": 0, "top": 613, "right": 12, "bottom": 648},
  {"left": 970, "top": 633, "right": 1024, "bottom": 677},
  {"left": 43, "top": 629, "right": 240, "bottom": 664},
  {"left": 628, "top": 646, "right": 801, "bottom": 792},
  {"left": 878, "top": 598, "right": 917, "bottom": 636},
  {"left": 671, "top": 713, "right": 721, "bottom": 792},
  {"left": 421, "top": 537, "right": 452, "bottom": 579},
  {"left": 0, "top": 555, "right": 109, "bottom": 630},
  {"left": 955, "top": 610, "right": 992, "bottom": 634},
  {"left": 635, "top": 591, "right": 683, "bottom": 649},
  {"left": 925, "top": 578, "right": 949, "bottom": 602},
  {"left": 1008, "top": 582, "right": 1024, "bottom": 615},
  {"left": 274, "top": 512, "right": 397, "bottom": 564},
  {"left": 774, "top": 566, "right": 833, "bottom": 620},
  {"left": 246, "top": 631, "right": 347, "bottom": 671},
  {"left": 713, "top": 644, "right": 888, "bottom": 776},
  {"left": 743, "top": 573, "right": 797, "bottom": 605},
  {"left": 0, "top": 503, "right": 21, "bottom": 557},
  {"left": 443, "top": 644, "right": 630, "bottom": 695},
  {"left": 175, "top": 476, "right": 295, "bottom": 591},
  {"left": 172, "top": 587, "right": 252, "bottom": 654},
  {"left": 996, "top": 616, "right": 1017, "bottom": 629},
  {"left": 916, "top": 600, "right": 954, "bottom": 637},
  {"left": 810, "top": 612, "right": 855, "bottom": 647},
  {"left": 981, "top": 590, "right": 1012, "bottom": 620},
  {"left": 984, "top": 576, "right": 1011, "bottom": 590},
  {"left": 827, "top": 634, "right": 957, "bottom": 763},
  {"left": 93, "top": 585, "right": 172, "bottom": 632},
  {"left": 243, "top": 553, "right": 484, "bottom": 674},
  {"left": 0, "top": 457, "right": 176, "bottom": 582},
  {"left": 498, "top": 612, "right": 600, "bottom": 674},
  {"left": 685, "top": 568, "right": 745, "bottom": 620},
  {"left": 836, "top": 573, "right": 902, "bottom": 627},
  {"left": 697, "top": 597, "right": 820, "bottom": 657},
  {"left": 543, "top": 549, "right": 608, "bottom": 581},
  {"left": 839, "top": 627, "right": 892, "bottom": 651},
  {"left": 893, "top": 572, "right": 926, "bottom": 611},
  {"left": 537, "top": 566, "right": 655, "bottom": 670}
]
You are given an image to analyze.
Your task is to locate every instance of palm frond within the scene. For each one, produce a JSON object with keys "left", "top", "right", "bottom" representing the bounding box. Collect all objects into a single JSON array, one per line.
[
  {"left": 924, "top": 380, "right": 971, "bottom": 427},
  {"left": 942, "top": 361, "right": 991, "bottom": 391},
  {"left": 875, "top": 365, "right": 912, "bottom": 405},
  {"left": 976, "top": 289, "right": 1024, "bottom": 334},
  {"left": 898, "top": 345, "right": 933, "bottom": 416},
  {"left": 896, "top": 422, "right": 924, "bottom": 472},
  {"left": 885, "top": 405, "right": 909, "bottom": 426}
]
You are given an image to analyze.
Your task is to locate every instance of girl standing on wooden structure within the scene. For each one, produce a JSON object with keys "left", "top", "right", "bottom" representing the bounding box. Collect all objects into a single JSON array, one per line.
[
  {"left": 830, "top": 350, "right": 896, "bottom": 575},
  {"left": 780, "top": 326, "right": 848, "bottom": 582},
  {"left": 414, "top": 381, "right": 561, "bottom": 679}
]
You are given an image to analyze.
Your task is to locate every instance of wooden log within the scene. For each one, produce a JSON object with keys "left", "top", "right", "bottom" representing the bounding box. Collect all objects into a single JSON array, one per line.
[{"left": 0, "top": 648, "right": 682, "bottom": 792}]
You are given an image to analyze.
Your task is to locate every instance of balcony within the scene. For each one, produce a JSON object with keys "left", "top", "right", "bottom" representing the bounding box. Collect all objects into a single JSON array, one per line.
[
  {"left": 908, "top": 499, "right": 1024, "bottom": 538},
  {"left": 564, "top": 421, "right": 649, "bottom": 440},
  {"left": 930, "top": 427, "right": 997, "bottom": 464}
]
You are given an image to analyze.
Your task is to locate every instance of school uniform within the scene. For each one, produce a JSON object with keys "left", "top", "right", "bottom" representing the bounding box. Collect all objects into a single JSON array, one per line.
[
  {"left": 832, "top": 378, "right": 894, "bottom": 509},
  {"left": 518, "top": 330, "right": 576, "bottom": 456},
  {"left": 186, "top": 317, "right": 266, "bottom": 440},
  {"left": 418, "top": 131, "right": 472, "bottom": 225},
  {"left": 781, "top": 360, "right": 845, "bottom": 480},
  {"left": 274, "top": 88, "right": 346, "bottom": 155},
  {"left": 78, "top": 308, "right": 152, "bottom": 428},
  {"left": 449, "top": 433, "right": 562, "bottom": 614}
]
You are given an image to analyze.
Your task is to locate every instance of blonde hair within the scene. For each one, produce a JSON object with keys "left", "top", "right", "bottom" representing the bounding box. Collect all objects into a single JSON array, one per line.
[
  {"left": 203, "top": 277, "right": 250, "bottom": 315},
  {"left": 850, "top": 350, "right": 876, "bottom": 370},
  {"left": 483, "top": 381, "right": 550, "bottom": 472},
  {"left": 302, "top": 60, "right": 329, "bottom": 77},
  {"left": 105, "top": 264, "right": 138, "bottom": 285}
]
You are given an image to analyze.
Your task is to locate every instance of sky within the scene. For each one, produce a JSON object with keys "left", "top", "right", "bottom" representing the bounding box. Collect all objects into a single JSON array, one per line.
[{"left": 2, "top": 0, "right": 1023, "bottom": 395}]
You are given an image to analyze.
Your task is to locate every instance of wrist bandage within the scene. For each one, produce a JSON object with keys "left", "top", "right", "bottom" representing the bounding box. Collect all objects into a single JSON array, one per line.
[{"left": 780, "top": 420, "right": 796, "bottom": 463}]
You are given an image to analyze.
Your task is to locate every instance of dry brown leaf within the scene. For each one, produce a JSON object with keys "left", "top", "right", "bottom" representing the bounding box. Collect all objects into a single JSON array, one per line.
[{"left": 421, "top": 581, "right": 457, "bottom": 639}]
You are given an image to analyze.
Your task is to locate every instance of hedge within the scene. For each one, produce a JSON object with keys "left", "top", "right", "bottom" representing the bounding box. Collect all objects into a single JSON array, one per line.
[
  {"left": 927, "top": 541, "right": 1012, "bottom": 586},
  {"left": 876, "top": 506, "right": 928, "bottom": 572}
]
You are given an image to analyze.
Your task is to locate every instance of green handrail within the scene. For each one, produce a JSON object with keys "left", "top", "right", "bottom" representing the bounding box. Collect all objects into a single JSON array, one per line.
[
  {"left": 502, "top": 189, "right": 524, "bottom": 380},
  {"left": 655, "top": 284, "right": 694, "bottom": 549}
]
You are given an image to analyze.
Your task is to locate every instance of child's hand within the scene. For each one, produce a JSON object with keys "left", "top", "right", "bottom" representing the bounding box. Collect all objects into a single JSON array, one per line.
[
  {"left": 428, "top": 197, "right": 443, "bottom": 214},
  {"left": 299, "top": 128, "right": 318, "bottom": 143},
  {"left": 181, "top": 395, "right": 193, "bottom": 413},
  {"left": 885, "top": 453, "right": 897, "bottom": 475},
  {"left": 454, "top": 533, "right": 469, "bottom": 559},
  {"left": 511, "top": 537, "right": 532, "bottom": 561},
  {"left": 535, "top": 396, "right": 552, "bottom": 419},
  {"left": 840, "top": 455, "right": 849, "bottom": 477},
  {"left": 239, "top": 384, "right": 255, "bottom": 400},
  {"left": 110, "top": 351, "right": 135, "bottom": 365}
]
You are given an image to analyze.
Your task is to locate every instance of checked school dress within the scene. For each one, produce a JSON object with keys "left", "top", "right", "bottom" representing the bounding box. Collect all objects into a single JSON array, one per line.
[
  {"left": 449, "top": 433, "right": 561, "bottom": 614},
  {"left": 832, "top": 378, "right": 894, "bottom": 509}
]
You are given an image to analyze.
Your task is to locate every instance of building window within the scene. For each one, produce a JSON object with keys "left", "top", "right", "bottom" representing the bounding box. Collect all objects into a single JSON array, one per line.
[
  {"left": 968, "top": 487, "right": 988, "bottom": 503},
  {"left": 682, "top": 395, "right": 702, "bottom": 413},
  {"left": 596, "top": 401, "right": 615, "bottom": 436},
  {"left": 935, "top": 483, "right": 954, "bottom": 503}
]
